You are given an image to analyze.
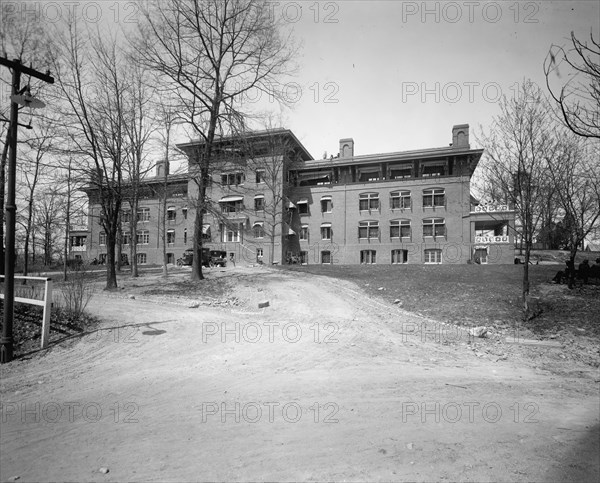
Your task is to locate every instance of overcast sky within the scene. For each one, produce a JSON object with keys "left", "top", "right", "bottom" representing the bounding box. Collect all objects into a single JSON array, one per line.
[
  {"left": 8, "top": 1, "right": 597, "bottom": 160},
  {"left": 266, "top": 0, "right": 599, "bottom": 158}
]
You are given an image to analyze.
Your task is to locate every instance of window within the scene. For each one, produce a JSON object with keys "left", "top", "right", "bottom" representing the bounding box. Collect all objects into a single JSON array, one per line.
[
  {"left": 221, "top": 172, "right": 244, "bottom": 186},
  {"left": 254, "top": 196, "right": 265, "bottom": 212},
  {"left": 299, "top": 225, "right": 309, "bottom": 241},
  {"left": 99, "top": 232, "right": 107, "bottom": 246},
  {"left": 300, "top": 251, "right": 308, "bottom": 264},
  {"left": 360, "top": 250, "right": 377, "bottom": 264},
  {"left": 389, "top": 164, "right": 412, "bottom": 179},
  {"left": 321, "top": 223, "right": 332, "bottom": 240},
  {"left": 70, "top": 236, "right": 86, "bottom": 247},
  {"left": 390, "top": 190, "right": 411, "bottom": 209},
  {"left": 122, "top": 211, "right": 131, "bottom": 223},
  {"left": 136, "top": 230, "right": 149, "bottom": 245},
  {"left": 359, "top": 220, "right": 379, "bottom": 239},
  {"left": 256, "top": 170, "right": 265, "bottom": 184},
  {"left": 182, "top": 207, "right": 188, "bottom": 220},
  {"left": 253, "top": 222, "right": 264, "bottom": 238},
  {"left": 167, "top": 229, "right": 175, "bottom": 244},
  {"left": 167, "top": 207, "right": 176, "bottom": 221},
  {"left": 167, "top": 253, "right": 175, "bottom": 264},
  {"left": 222, "top": 222, "right": 242, "bottom": 242},
  {"left": 256, "top": 248, "right": 264, "bottom": 261},
  {"left": 359, "top": 193, "right": 379, "bottom": 211},
  {"left": 423, "top": 188, "right": 445, "bottom": 208},
  {"left": 137, "top": 207, "right": 150, "bottom": 222},
  {"left": 424, "top": 249, "right": 442, "bottom": 264},
  {"left": 221, "top": 200, "right": 244, "bottom": 214},
  {"left": 423, "top": 218, "right": 446, "bottom": 237},
  {"left": 391, "top": 249, "right": 408, "bottom": 264},
  {"left": 321, "top": 196, "right": 332, "bottom": 213},
  {"left": 136, "top": 253, "right": 147, "bottom": 265},
  {"left": 321, "top": 251, "right": 332, "bottom": 264},
  {"left": 358, "top": 168, "right": 380, "bottom": 182},
  {"left": 184, "top": 228, "right": 187, "bottom": 245},
  {"left": 390, "top": 220, "right": 411, "bottom": 239},
  {"left": 122, "top": 232, "right": 131, "bottom": 245},
  {"left": 202, "top": 224, "right": 211, "bottom": 240},
  {"left": 422, "top": 163, "right": 445, "bottom": 177},
  {"left": 297, "top": 200, "right": 309, "bottom": 215}
]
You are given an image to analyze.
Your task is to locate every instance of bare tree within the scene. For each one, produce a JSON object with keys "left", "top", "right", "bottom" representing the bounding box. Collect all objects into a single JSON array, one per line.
[
  {"left": 122, "top": 61, "right": 157, "bottom": 278},
  {"left": 134, "top": 0, "right": 298, "bottom": 280},
  {"left": 545, "top": 30, "right": 600, "bottom": 139},
  {"left": 16, "top": 114, "right": 57, "bottom": 275},
  {"left": 50, "top": 19, "right": 127, "bottom": 289},
  {"left": 36, "top": 188, "right": 64, "bottom": 267},
  {"left": 1, "top": 3, "right": 53, "bottom": 274},
  {"left": 154, "top": 98, "right": 182, "bottom": 278},
  {"left": 477, "top": 80, "right": 556, "bottom": 314},
  {"left": 546, "top": 134, "right": 600, "bottom": 287}
]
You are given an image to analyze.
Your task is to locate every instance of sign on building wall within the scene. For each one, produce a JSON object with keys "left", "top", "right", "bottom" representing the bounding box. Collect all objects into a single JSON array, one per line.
[
  {"left": 474, "top": 204, "right": 509, "bottom": 213},
  {"left": 474, "top": 235, "right": 510, "bottom": 244}
]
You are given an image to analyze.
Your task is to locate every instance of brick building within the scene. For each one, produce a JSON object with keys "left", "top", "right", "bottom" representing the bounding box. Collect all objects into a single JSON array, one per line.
[{"left": 77, "top": 124, "right": 515, "bottom": 265}]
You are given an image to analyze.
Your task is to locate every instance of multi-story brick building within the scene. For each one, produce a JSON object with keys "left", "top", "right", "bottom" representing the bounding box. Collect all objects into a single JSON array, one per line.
[{"left": 78, "top": 124, "right": 515, "bottom": 266}]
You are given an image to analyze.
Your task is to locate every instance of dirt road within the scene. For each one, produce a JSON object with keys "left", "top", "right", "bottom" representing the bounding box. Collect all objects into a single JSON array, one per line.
[{"left": 1, "top": 268, "right": 598, "bottom": 482}]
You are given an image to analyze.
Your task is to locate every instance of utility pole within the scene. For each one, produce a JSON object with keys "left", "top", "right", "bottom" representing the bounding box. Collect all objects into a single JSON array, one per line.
[{"left": 0, "top": 57, "right": 54, "bottom": 363}]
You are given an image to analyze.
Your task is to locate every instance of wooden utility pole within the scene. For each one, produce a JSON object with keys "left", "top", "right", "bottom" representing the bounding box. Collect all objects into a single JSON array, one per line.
[{"left": 0, "top": 57, "right": 53, "bottom": 363}]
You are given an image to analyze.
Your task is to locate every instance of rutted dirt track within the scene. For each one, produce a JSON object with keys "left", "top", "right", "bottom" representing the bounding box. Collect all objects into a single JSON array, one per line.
[{"left": 1, "top": 268, "right": 599, "bottom": 482}]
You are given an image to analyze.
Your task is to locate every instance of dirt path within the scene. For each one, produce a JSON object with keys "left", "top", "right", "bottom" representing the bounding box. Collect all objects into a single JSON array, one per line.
[{"left": 1, "top": 268, "right": 599, "bottom": 482}]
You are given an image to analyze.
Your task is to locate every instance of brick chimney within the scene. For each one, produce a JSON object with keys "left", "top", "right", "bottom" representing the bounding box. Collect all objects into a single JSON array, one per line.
[
  {"left": 156, "top": 159, "right": 170, "bottom": 178},
  {"left": 452, "top": 124, "right": 469, "bottom": 148},
  {"left": 339, "top": 138, "right": 354, "bottom": 158}
]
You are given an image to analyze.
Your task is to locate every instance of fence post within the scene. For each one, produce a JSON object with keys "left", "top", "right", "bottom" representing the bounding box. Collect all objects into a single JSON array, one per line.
[{"left": 41, "top": 279, "right": 53, "bottom": 349}]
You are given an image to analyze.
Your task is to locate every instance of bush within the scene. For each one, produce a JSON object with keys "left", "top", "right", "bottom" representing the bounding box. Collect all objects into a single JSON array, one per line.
[{"left": 58, "top": 267, "right": 95, "bottom": 319}]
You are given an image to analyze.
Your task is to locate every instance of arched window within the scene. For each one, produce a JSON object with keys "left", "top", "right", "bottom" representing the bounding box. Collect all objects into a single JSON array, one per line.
[
  {"left": 390, "top": 190, "right": 411, "bottom": 209},
  {"left": 423, "top": 188, "right": 445, "bottom": 207},
  {"left": 390, "top": 220, "right": 411, "bottom": 239},
  {"left": 423, "top": 218, "right": 445, "bottom": 237}
]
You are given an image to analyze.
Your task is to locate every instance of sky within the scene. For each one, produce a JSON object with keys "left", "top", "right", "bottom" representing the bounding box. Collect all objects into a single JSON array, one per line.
[
  {"left": 3, "top": 1, "right": 598, "bottom": 161},
  {"left": 264, "top": 0, "right": 599, "bottom": 158}
]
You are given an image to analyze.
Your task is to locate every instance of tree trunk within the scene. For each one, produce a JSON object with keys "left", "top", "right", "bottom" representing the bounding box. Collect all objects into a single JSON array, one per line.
[
  {"left": 191, "top": 200, "right": 204, "bottom": 281},
  {"left": 105, "top": 234, "right": 118, "bottom": 289},
  {"left": 116, "top": 217, "right": 123, "bottom": 272},
  {"left": 130, "top": 199, "right": 139, "bottom": 278},
  {"left": 161, "top": 183, "right": 168, "bottom": 278},
  {"left": 567, "top": 250, "right": 577, "bottom": 289},
  {"left": 0, "top": 131, "right": 8, "bottom": 275}
]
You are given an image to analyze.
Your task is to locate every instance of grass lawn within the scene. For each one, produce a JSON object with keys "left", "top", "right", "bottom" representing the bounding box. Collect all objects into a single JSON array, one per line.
[{"left": 283, "top": 263, "right": 600, "bottom": 338}]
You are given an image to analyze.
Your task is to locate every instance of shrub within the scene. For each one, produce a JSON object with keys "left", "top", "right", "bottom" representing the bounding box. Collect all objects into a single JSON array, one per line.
[{"left": 59, "top": 267, "right": 95, "bottom": 319}]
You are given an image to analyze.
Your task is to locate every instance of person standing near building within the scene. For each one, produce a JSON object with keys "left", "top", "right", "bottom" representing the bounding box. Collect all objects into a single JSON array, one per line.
[{"left": 229, "top": 253, "right": 236, "bottom": 267}]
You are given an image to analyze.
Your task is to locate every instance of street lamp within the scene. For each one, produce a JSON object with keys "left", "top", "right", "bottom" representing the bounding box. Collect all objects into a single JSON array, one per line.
[{"left": 0, "top": 57, "right": 53, "bottom": 363}]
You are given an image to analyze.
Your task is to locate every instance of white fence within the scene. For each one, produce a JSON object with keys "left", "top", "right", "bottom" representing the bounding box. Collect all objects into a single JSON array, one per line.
[{"left": 0, "top": 275, "right": 53, "bottom": 349}]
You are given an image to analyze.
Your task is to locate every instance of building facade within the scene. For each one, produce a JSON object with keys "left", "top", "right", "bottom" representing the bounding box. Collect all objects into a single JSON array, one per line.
[{"left": 76, "top": 124, "right": 515, "bottom": 265}]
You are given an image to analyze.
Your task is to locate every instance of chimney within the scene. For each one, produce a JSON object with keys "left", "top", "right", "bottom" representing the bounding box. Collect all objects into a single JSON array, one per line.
[
  {"left": 156, "top": 159, "right": 170, "bottom": 178},
  {"left": 339, "top": 138, "right": 354, "bottom": 158},
  {"left": 452, "top": 124, "right": 469, "bottom": 148}
]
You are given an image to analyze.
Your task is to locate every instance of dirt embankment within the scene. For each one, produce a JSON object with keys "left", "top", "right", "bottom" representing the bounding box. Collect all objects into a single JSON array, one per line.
[{"left": 1, "top": 267, "right": 598, "bottom": 482}]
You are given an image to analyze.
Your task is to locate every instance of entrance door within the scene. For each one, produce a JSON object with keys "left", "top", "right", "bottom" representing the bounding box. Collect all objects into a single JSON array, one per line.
[{"left": 474, "top": 248, "right": 488, "bottom": 264}]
